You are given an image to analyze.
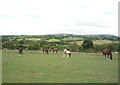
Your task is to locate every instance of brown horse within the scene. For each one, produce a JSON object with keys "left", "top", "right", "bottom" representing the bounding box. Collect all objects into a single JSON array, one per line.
[
  {"left": 43, "top": 49, "right": 49, "bottom": 54},
  {"left": 53, "top": 50, "right": 58, "bottom": 54},
  {"left": 52, "top": 48, "right": 58, "bottom": 54},
  {"left": 102, "top": 49, "right": 112, "bottom": 60}
]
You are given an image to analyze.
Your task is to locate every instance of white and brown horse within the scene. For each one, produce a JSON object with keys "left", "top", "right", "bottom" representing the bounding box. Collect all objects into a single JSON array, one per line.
[{"left": 63, "top": 49, "right": 71, "bottom": 57}]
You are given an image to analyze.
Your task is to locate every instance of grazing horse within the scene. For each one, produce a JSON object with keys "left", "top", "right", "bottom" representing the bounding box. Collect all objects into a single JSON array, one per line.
[
  {"left": 19, "top": 47, "right": 23, "bottom": 54},
  {"left": 53, "top": 48, "right": 58, "bottom": 54},
  {"left": 53, "top": 49, "right": 58, "bottom": 54},
  {"left": 103, "top": 49, "right": 112, "bottom": 60},
  {"left": 63, "top": 49, "right": 71, "bottom": 57},
  {"left": 43, "top": 49, "right": 49, "bottom": 54}
]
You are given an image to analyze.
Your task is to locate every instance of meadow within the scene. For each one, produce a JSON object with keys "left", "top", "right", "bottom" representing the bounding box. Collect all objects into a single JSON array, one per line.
[{"left": 2, "top": 50, "right": 118, "bottom": 83}]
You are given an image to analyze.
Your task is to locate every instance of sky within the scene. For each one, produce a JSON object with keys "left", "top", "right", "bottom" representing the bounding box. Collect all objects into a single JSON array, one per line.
[{"left": 0, "top": 0, "right": 119, "bottom": 36}]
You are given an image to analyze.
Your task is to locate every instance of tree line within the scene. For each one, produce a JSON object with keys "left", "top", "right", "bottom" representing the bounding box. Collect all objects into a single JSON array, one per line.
[{"left": 2, "top": 35, "right": 119, "bottom": 52}]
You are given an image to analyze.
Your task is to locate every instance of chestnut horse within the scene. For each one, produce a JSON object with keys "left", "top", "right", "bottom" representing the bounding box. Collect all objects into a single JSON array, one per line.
[
  {"left": 102, "top": 49, "right": 112, "bottom": 60},
  {"left": 43, "top": 49, "right": 49, "bottom": 54},
  {"left": 53, "top": 50, "right": 58, "bottom": 54},
  {"left": 53, "top": 48, "right": 58, "bottom": 54}
]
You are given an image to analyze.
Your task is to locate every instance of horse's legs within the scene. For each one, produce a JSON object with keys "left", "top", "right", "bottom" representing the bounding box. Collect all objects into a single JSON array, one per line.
[
  {"left": 69, "top": 53, "right": 71, "bottom": 57},
  {"left": 110, "top": 56, "right": 112, "bottom": 60},
  {"left": 104, "top": 54, "right": 106, "bottom": 58},
  {"left": 21, "top": 51, "right": 23, "bottom": 54},
  {"left": 67, "top": 54, "right": 69, "bottom": 57},
  {"left": 67, "top": 53, "right": 71, "bottom": 57},
  {"left": 67, "top": 54, "right": 68, "bottom": 57},
  {"left": 107, "top": 54, "right": 109, "bottom": 58},
  {"left": 46, "top": 51, "right": 48, "bottom": 54},
  {"left": 110, "top": 54, "right": 112, "bottom": 60}
]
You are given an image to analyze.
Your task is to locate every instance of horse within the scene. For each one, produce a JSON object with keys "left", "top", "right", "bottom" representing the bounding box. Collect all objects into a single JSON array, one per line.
[
  {"left": 43, "top": 49, "right": 49, "bottom": 54},
  {"left": 102, "top": 49, "right": 112, "bottom": 60},
  {"left": 53, "top": 48, "right": 58, "bottom": 54},
  {"left": 19, "top": 47, "right": 23, "bottom": 54},
  {"left": 53, "top": 49, "right": 58, "bottom": 54},
  {"left": 63, "top": 49, "right": 71, "bottom": 57}
]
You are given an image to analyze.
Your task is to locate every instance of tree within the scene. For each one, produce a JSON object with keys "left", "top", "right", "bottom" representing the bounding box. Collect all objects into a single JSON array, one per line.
[
  {"left": 102, "top": 44, "right": 117, "bottom": 52},
  {"left": 78, "top": 46, "right": 84, "bottom": 52},
  {"left": 2, "top": 42, "right": 16, "bottom": 49},
  {"left": 69, "top": 42, "right": 79, "bottom": 52},
  {"left": 42, "top": 45, "right": 50, "bottom": 49},
  {"left": 28, "top": 42, "right": 40, "bottom": 50},
  {"left": 82, "top": 39, "right": 93, "bottom": 51}
]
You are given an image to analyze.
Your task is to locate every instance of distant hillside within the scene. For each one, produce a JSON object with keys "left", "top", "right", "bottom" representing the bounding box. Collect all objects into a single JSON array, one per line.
[
  {"left": 2, "top": 33, "right": 118, "bottom": 41},
  {"left": 52, "top": 33, "right": 118, "bottom": 41}
]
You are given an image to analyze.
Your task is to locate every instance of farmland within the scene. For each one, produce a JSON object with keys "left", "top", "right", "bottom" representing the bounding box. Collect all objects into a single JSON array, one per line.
[
  {"left": 2, "top": 34, "right": 119, "bottom": 52},
  {"left": 2, "top": 50, "right": 118, "bottom": 83},
  {"left": 1, "top": 34, "right": 119, "bottom": 83}
]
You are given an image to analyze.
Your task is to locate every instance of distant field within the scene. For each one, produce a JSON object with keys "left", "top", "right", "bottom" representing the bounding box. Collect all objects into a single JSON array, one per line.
[
  {"left": 16, "top": 37, "right": 118, "bottom": 45},
  {"left": 47, "top": 39, "right": 60, "bottom": 42},
  {"left": 46, "top": 39, "right": 118, "bottom": 45},
  {"left": 76, "top": 40, "right": 118, "bottom": 45},
  {"left": 63, "top": 37, "right": 83, "bottom": 41},
  {"left": 17, "top": 38, "right": 41, "bottom": 41},
  {"left": 2, "top": 50, "right": 118, "bottom": 83}
]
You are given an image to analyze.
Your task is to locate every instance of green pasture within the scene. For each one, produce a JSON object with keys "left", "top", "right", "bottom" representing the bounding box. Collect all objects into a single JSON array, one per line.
[
  {"left": 2, "top": 50, "right": 118, "bottom": 83},
  {"left": 17, "top": 38, "right": 40, "bottom": 41},
  {"left": 47, "top": 39, "right": 61, "bottom": 42},
  {"left": 63, "top": 37, "right": 83, "bottom": 41}
]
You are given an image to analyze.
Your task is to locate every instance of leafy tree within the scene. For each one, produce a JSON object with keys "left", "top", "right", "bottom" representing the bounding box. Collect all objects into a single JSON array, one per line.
[
  {"left": 2, "top": 42, "right": 16, "bottom": 49},
  {"left": 94, "top": 45, "right": 103, "bottom": 52},
  {"left": 42, "top": 45, "right": 50, "bottom": 49},
  {"left": 102, "top": 44, "right": 117, "bottom": 52},
  {"left": 39, "top": 40, "right": 48, "bottom": 47},
  {"left": 78, "top": 46, "right": 84, "bottom": 52},
  {"left": 82, "top": 39, "right": 93, "bottom": 51},
  {"left": 69, "top": 42, "right": 79, "bottom": 52},
  {"left": 28, "top": 42, "right": 40, "bottom": 50},
  {"left": 2, "top": 37, "right": 10, "bottom": 43}
]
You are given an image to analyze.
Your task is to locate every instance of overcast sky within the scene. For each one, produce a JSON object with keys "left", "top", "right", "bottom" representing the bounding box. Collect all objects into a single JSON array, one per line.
[{"left": 0, "top": 0, "right": 118, "bottom": 36}]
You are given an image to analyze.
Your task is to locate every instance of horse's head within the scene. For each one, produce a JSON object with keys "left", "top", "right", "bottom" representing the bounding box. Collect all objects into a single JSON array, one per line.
[
  {"left": 110, "top": 53, "right": 112, "bottom": 57},
  {"left": 64, "top": 49, "right": 67, "bottom": 54}
]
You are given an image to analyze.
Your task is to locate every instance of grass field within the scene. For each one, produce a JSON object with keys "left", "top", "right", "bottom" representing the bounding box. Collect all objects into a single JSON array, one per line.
[
  {"left": 2, "top": 50, "right": 118, "bottom": 83},
  {"left": 75, "top": 40, "right": 118, "bottom": 45}
]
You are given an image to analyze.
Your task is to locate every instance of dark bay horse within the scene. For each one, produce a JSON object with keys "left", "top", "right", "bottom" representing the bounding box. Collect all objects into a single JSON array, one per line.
[
  {"left": 19, "top": 47, "right": 23, "bottom": 54},
  {"left": 43, "top": 49, "right": 49, "bottom": 54},
  {"left": 102, "top": 49, "right": 112, "bottom": 60}
]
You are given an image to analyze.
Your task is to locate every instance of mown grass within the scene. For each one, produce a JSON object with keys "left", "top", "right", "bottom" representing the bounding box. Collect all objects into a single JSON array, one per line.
[{"left": 2, "top": 50, "right": 118, "bottom": 83}]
